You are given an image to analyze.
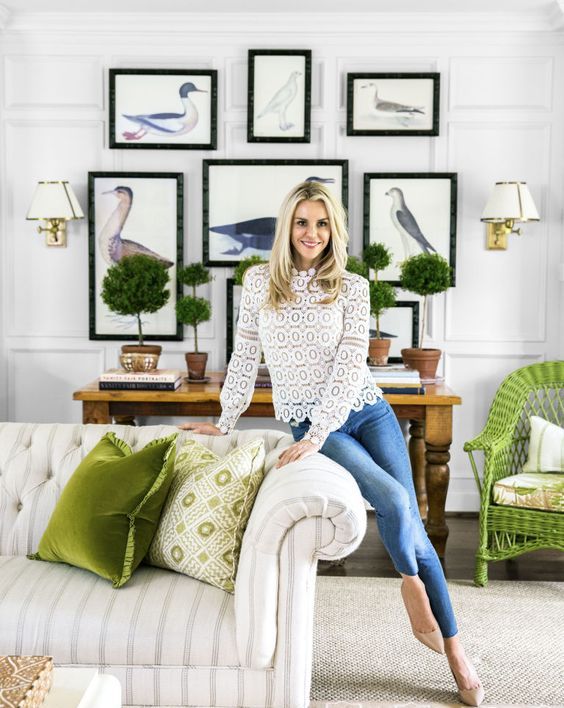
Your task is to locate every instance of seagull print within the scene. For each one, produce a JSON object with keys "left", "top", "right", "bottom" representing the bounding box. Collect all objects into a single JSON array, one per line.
[{"left": 362, "top": 82, "right": 425, "bottom": 127}]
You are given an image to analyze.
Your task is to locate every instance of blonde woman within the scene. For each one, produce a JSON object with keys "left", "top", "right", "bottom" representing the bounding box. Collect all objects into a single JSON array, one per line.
[{"left": 180, "top": 182, "right": 484, "bottom": 706}]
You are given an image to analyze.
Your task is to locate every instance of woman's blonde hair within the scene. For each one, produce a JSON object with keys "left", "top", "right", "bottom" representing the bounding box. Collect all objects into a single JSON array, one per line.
[{"left": 266, "top": 181, "right": 349, "bottom": 308}]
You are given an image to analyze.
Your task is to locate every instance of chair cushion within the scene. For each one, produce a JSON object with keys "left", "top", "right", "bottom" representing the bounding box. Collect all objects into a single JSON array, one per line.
[
  {"left": 522, "top": 416, "right": 564, "bottom": 473},
  {"left": 147, "top": 437, "right": 265, "bottom": 593},
  {"left": 29, "top": 432, "right": 177, "bottom": 588},
  {"left": 0, "top": 556, "right": 238, "bottom": 669},
  {"left": 493, "top": 472, "right": 564, "bottom": 512}
]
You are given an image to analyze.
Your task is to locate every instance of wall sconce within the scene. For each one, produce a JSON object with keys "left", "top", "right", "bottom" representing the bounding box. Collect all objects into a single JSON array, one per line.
[
  {"left": 480, "top": 181, "right": 539, "bottom": 250},
  {"left": 26, "top": 181, "right": 84, "bottom": 247}
]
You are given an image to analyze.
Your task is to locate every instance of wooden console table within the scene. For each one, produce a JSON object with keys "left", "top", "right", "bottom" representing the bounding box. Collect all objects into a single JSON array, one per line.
[{"left": 73, "top": 374, "right": 461, "bottom": 558}]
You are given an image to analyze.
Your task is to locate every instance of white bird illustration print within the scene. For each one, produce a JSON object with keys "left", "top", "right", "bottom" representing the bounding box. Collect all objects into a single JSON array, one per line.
[
  {"left": 362, "top": 82, "right": 425, "bottom": 127},
  {"left": 257, "top": 71, "right": 301, "bottom": 131},
  {"left": 98, "top": 186, "right": 173, "bottom": 268},
  {"left": 385, "top": 187, "right": 437, "bottom": 259},
  {"left": 122, "top": 82, "right": 206, "bottom": 141}
]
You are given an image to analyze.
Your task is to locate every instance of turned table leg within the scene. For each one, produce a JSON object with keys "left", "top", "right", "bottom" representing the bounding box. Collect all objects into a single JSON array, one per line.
[
  {"left": 83, "top": 401, "right": 111, "bottom": 424},
  {"left": 424, "top": 406, "right": 453, "bottom": 558},
  {"left": 408, "top": 419, "right": 427, "bottom": 521}
]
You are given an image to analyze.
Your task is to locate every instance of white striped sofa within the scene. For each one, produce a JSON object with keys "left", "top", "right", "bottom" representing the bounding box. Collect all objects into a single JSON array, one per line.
[{"left": 0, "top": 422, "right": 366, "bottom": 708}]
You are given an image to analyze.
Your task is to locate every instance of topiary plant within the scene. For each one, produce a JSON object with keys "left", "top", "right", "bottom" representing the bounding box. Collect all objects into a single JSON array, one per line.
[
  {"left": 101, "top": 254, "right": 170, "bottom": 345},
  {"left": 233, "top": 256, "right": 268, "bottom": 286},
  {"left": 363, "top": 243, "right": 396, "bottom": 339},
  {"left": 176, "top": 262, "right": 213, "bottom": 354},
  {"left": 346, "top": 255, "right": 369, "bottom": 278},
  {"left": 399, "top": 252, "right": 451, "bottom": 349}
]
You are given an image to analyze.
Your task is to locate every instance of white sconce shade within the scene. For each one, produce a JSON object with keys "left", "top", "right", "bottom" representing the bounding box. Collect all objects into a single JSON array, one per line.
[
  {"left": 26, "top": 181, "right": 84, "bottom": 221},
  {"left": 26, "top": 180, "right": 84, "bottom": 247},
  {"left": 481, "top": 182, "right": 539, "bottom": 223}
]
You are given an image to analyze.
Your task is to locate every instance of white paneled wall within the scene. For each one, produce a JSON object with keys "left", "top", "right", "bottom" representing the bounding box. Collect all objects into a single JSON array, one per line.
[{"left": 0, "top": 11, "right": 563, "bottom": 511}]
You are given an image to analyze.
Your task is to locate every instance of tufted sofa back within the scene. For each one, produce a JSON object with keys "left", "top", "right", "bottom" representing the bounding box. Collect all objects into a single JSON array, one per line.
[{"left": 0, "top": 422, "right": 293, "bottom": 557}]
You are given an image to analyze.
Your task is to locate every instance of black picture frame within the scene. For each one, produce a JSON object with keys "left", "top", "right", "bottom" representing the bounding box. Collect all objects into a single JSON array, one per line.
[
  {"left": 109, "top": 68, "right": 217, "bottom": 150},
  {"left": 203, "top": 159, "right": 348, "bottom": 267},
  {"left": 372, "top": 301, "right": 420, "bottom": 363},
  {"left": 88, "top": 171, "right": 183, "bottom": 341},
  {"left": 347, "top": 72, "right": 440, "bottom": 137},
  {"left": 247, "top": 49, "right": 312, "bottom": 143},
  {"left": 226, "top": 278, "right": 240, "bottom": 365},
  {"left": 363, "top": 172, "right": 457, "bottom": 286}
]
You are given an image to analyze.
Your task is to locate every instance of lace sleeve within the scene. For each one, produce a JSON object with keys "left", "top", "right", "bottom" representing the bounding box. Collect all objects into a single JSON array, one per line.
[
  {"left": 302, "top": 276, "right": 371, "bottom": 448},
  {"left": 217, "top": 267, "right": 263, "bottom": 434}
]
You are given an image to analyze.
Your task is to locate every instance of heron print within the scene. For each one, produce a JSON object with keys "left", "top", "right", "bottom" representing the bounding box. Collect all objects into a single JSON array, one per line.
[{"left": 90, "top": 173, "right": 181, "bottom": 339}]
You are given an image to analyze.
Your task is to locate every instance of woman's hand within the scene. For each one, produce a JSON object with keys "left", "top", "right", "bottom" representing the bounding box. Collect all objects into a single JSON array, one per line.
[
  {"left": 276, "top": 439, "right": 320, "bottom": 468},
  {"left": 177, "top": 422, "right": 225, "bottom": 435}
]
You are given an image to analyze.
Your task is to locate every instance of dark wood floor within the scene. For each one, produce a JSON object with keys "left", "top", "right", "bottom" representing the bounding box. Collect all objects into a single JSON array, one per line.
[{"left": 318, "top": 512, "right": 564, "bottom": 582}]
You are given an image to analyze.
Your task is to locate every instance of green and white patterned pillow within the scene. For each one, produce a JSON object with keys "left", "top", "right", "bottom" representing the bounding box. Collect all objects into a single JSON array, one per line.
[
  {"left": 147, "top": 437, "right": 265, "bottom": 593},
  {"left": 522, "top": 416, "right": 564, "bottom": 473}
]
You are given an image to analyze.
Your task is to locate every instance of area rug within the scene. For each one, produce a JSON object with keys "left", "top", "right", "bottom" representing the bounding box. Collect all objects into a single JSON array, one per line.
[{"left": 310, "top": 577, "right": 563, "bottom": 706}]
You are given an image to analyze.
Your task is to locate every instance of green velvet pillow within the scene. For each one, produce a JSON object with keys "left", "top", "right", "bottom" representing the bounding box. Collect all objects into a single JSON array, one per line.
[{"left": 29, "top": 431, "right": 177, "bottom": 588}]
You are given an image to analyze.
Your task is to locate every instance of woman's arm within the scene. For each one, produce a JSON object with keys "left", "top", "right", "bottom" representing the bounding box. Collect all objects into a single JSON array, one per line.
[
  {"left": 216, "top": 266, "right": 264, "bottom": 434},
  {"left": 302, "top": 275, "right": 372, "bottom": 448}
]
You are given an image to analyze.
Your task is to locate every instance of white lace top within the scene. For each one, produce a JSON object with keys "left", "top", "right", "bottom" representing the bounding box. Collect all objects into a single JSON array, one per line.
[{"left": 217, "top": 263, "right": 383, "bottom": 448}]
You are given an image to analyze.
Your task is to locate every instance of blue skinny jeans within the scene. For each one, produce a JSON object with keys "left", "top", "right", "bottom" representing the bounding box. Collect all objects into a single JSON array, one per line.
[{"left": 289, "top": 397, "right": 458, "bottom": 639}]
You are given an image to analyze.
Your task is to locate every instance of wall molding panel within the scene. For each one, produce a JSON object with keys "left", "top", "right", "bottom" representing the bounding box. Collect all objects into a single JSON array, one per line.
[
  {"left": 4, "top": 55, "right": 104, "bottom": 110},
  {"left": 449, "top": 55, "right": 554, "bottom": 111}
]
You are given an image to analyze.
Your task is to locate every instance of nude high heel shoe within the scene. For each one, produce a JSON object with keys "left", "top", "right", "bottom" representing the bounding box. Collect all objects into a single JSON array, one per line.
[
  {"left": 400, "top": 582, "right": 445, "bottom": 654},
  {"left": 450, "top": 663, "right": 485, "bottom": 707}
]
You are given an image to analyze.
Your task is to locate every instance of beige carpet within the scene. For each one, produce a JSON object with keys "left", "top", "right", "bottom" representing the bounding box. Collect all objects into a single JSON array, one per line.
[{"left": 311, "top": 577, "right": 563, "bottom": 706}]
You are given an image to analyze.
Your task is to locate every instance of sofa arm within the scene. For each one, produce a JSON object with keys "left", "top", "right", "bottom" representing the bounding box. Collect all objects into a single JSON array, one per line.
[{"left": 234, "top": 451, "right": 366, "bottom": 669}]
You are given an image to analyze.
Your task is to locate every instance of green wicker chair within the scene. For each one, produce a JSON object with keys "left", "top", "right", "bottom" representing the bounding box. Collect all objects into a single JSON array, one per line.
[{"left": 464, "top": 361, "right": 564, "bottom": 586}]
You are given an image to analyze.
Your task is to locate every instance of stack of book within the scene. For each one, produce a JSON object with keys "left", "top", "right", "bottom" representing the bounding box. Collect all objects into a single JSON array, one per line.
[
  {"left": 98, "top": 369, "right": 183, "bottom": 391},
  {"left": 368, "top": 364, "right": 425, "bottom": 395}
]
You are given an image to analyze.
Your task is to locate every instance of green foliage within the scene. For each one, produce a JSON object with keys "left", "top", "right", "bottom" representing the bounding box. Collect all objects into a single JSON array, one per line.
[
  {"left": 369, "top": 281, "right": 396, "bottom": 315},
  {"left": 346, "top": 255, "right": 369, "bottom": 278},
  {"left": 399, "top": 253, "right": 451, "bottom": 296},
  {"left": 178, "top": 262, "right": 212, "bottom": 290},
  {"left": 363, "top": 242, "right": 392, "bottom": 274},
  {"left": 361, "top": 243, "right": 396, "bottom": 341},
  {"left": 399, "top": 252, "right": 451, "bottom": 349},
  {"left": 101, "top": 255, "right": 170, "bottom": 345},
  {"left": 233, "top": 256, "right": 267, "bottom": 286},
  {"left": 369, "top": 281, "right": 396, "bottom": 338},
  {"left": 176, "top": 297, "right": 211, "bottom": 328},
  {"left": 176, "top": 262, "right": 213, "bottom": 353}
]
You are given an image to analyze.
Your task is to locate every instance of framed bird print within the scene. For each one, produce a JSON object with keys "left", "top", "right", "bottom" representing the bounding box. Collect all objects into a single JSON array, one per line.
[
  {"left": 88, "top": 172, "right": 184, "bottom": 340},
  {"left": 347, "top": 73, "right": 440, "bottom": 136},
  {"left": 226, "top": 278, "right": 241, "bottom": 364},
  {"left": 109, "top": 68, "right": 217, "bottom": 149},
  {"left": 247, "top": 49, "right": 311, "bottom": 143},
  {"left": 363, "top": 173, "right": 457, "bottom": 286},
  {"left": 203, "top": 159, "right": 348, "bottom": 267},
  {"left": 370, "top": 302, "right": 420, "bottom": 363}
]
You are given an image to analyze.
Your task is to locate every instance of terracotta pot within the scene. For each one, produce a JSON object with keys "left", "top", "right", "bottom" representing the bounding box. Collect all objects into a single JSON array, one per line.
[
  {"left": 120, "top": 344, "right": 162, "bottom": 372},
  {"left": 400, "top": 348, "right": 442, "bottom": 381},
  {"left": 185, "top": 352, "right": 208, "bottom": 380},
  {"left": 368, "top": 338, "right": 391, "bottom": 366}
]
